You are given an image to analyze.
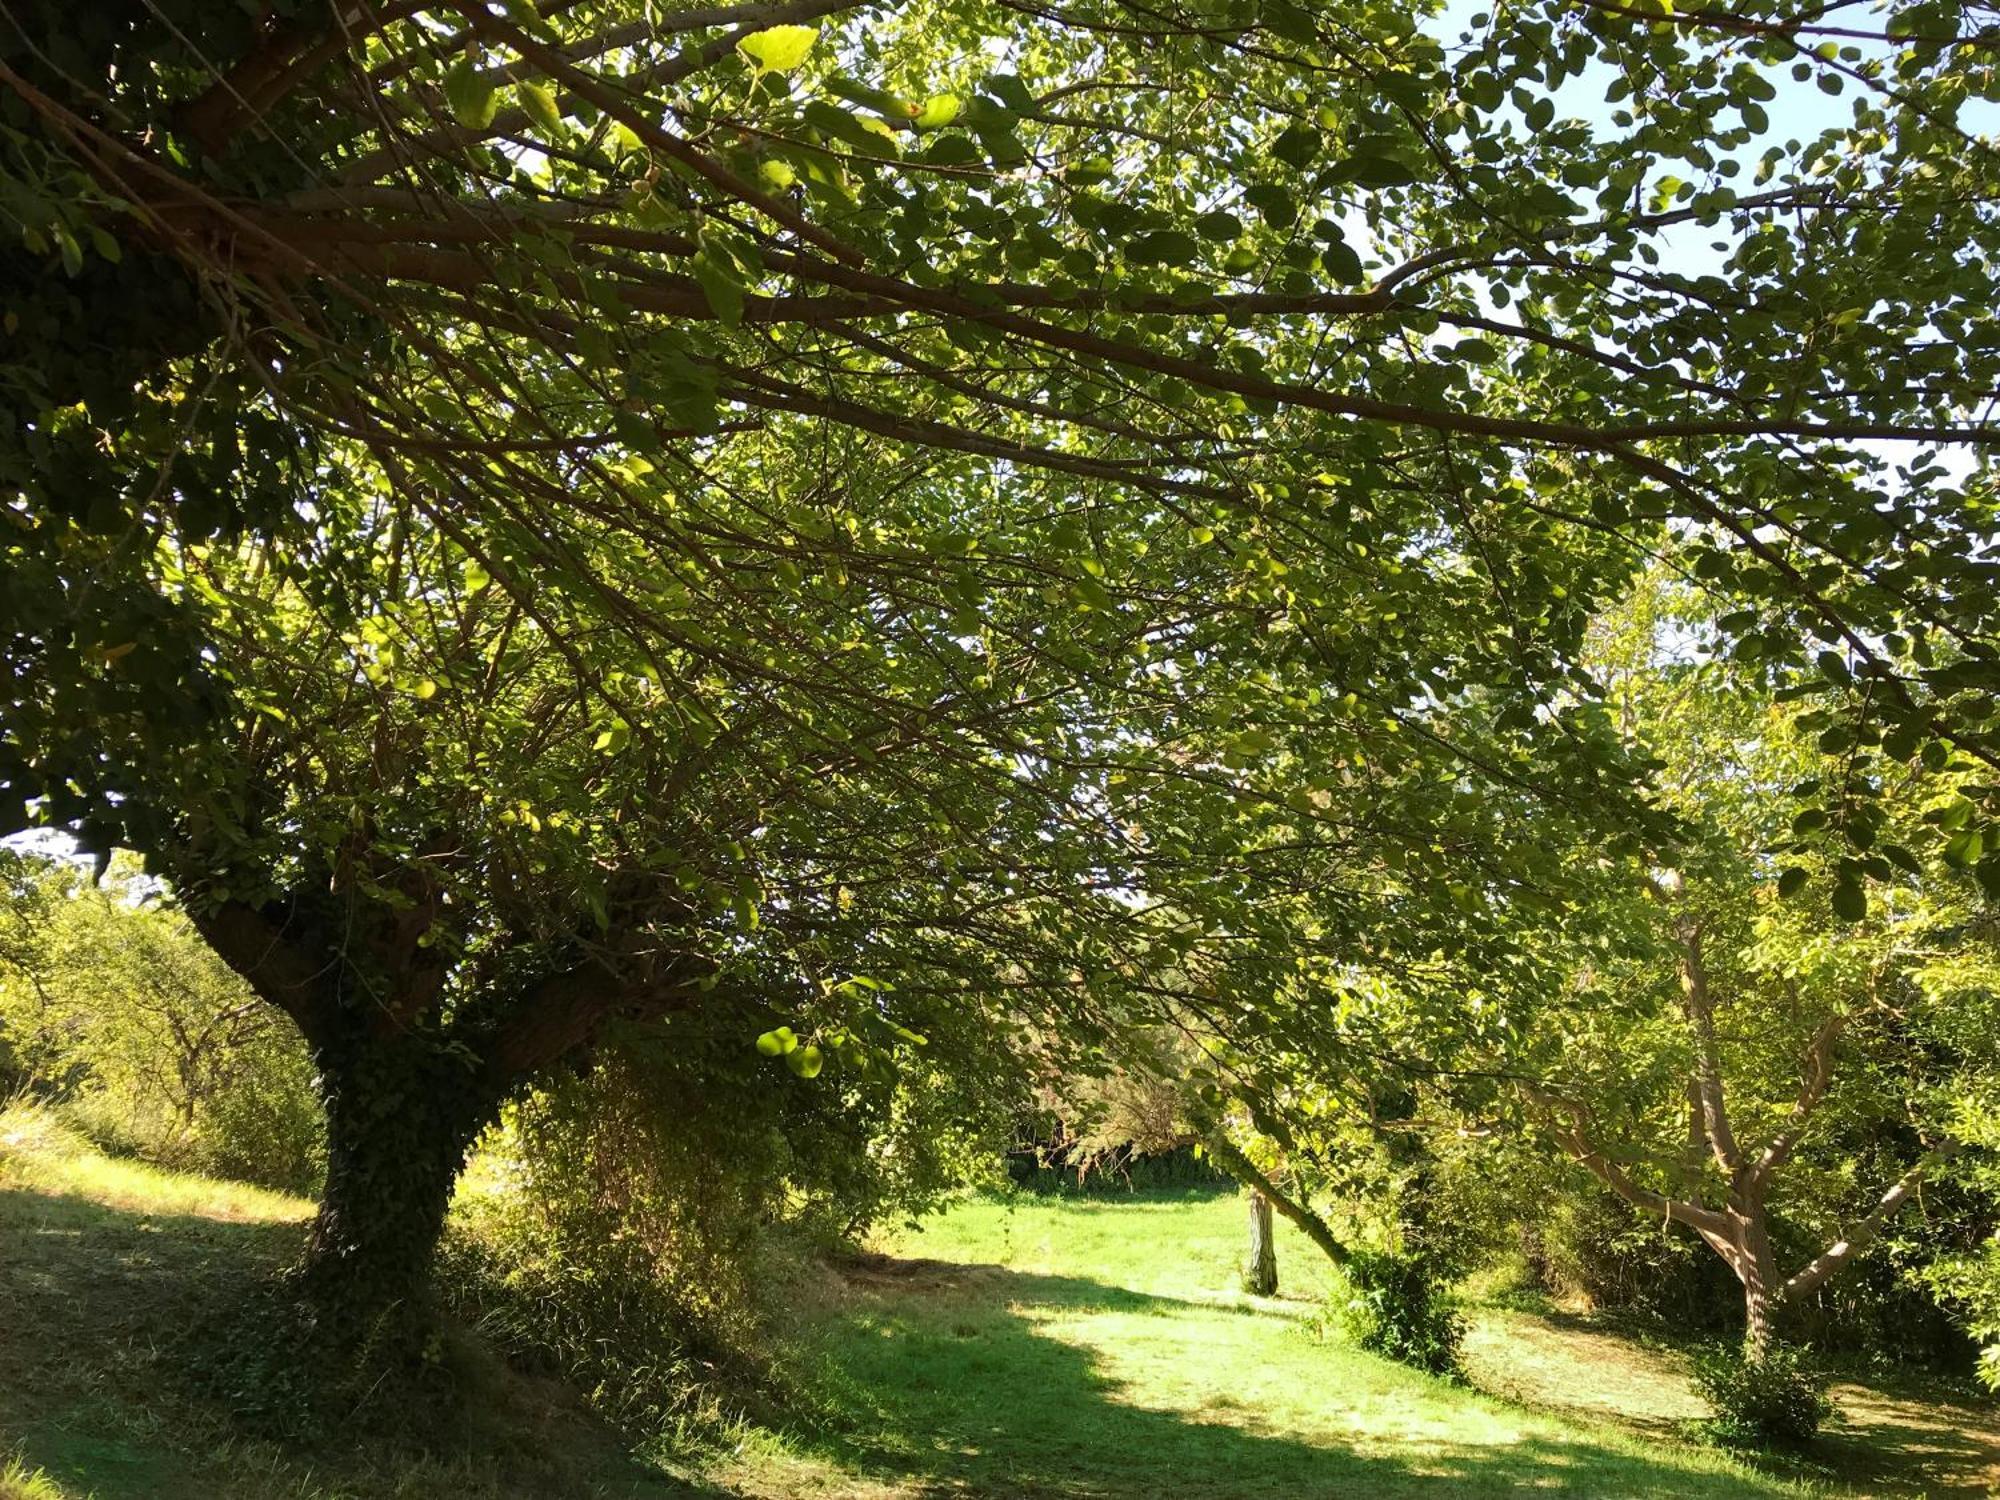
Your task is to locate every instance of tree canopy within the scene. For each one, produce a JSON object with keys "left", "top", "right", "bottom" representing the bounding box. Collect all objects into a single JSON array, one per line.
[{"left": 7, "top": 0, "right": 2000, "bottom": 1339}]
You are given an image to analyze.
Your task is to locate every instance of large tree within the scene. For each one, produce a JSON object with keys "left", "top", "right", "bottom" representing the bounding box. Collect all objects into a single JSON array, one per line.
[{"left": 6, "top": 0, "right": 2000, "bottom": 1340}]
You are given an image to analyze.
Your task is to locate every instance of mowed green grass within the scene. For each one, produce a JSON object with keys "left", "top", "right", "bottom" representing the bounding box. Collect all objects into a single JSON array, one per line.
[
  {"left": 7, "top": 1105, "right": 1980, "bottom": 1499},
  {"left": 698, "top": 1191, "right": 1813, "bottom": 1499}
]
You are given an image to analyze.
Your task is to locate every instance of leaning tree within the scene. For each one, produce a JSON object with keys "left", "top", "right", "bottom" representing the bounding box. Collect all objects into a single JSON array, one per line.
[{"left": 7, "top": 0, "right": 2000, "bottom": 1340}]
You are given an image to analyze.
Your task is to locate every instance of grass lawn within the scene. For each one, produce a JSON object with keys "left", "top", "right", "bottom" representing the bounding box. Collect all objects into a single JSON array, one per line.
[
  {"left": 4, "top": 1107, "right": 1993, "bottom": 1498},
  {"left": 696, "top": 1192, "right": 1813, "bottom": 1498}
]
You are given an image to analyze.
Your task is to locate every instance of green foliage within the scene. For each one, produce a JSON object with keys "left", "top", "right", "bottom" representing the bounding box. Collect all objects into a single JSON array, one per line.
[
  {"left": 1322, "top": 1250, "right": 1466, "bottom": 1379},
  {"left": 1689, "top": 1343, "right": 1834, "bottom": 1450},
  {"left": 443, "top": 1030, "right": 1013, "bottom": 1438},
  {"left": 12, "top": 0, "right": 2000, "bottom": 1367},
  {"left": 1917, "top": 1095, "right": 2000, "bottom": 1386},
  {"left": 0, "top": 852, "right": 322, "bottom": 1193}
]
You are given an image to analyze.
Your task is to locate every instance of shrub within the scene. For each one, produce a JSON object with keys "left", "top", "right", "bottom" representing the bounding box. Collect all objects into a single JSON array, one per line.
[
  {"left": 1689, "top": 1341, "right": 1834, "bottom": 1448},
  {"left": 442, "top": 1028, "right": 1017, "bottom": 1444},
  {"left": 1330, "top": 1251, "right": 1465, "bottom": 1377}
]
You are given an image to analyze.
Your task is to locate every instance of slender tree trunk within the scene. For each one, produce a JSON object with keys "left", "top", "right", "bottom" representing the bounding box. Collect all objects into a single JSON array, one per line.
[{"left": 1244, "top": 1190, "right": 1278, "bottom": 1296}]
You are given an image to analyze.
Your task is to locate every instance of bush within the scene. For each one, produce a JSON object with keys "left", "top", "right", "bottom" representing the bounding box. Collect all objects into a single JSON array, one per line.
[
  {"left": 442, "top": 1026, "right": 1018, "bottom": 1445},
  {"left": 1689, "top": 1341, "right": 1834, "bottom": 1448},
  {"left": 1328, "top": 1251, "right": 1465, "bottom": 1377}
]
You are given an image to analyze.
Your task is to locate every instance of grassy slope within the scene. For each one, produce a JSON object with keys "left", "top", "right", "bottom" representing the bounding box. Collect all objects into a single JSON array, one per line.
[
  {"left": 4, "top": 1108, "right": 1989, "bottom": 1499},
  {"left": 699, "top": 1193, "right": 1813, "bottom": 1499},
  {"left": 0, "top": 1106, "right": 700, "bottom": 1500}
]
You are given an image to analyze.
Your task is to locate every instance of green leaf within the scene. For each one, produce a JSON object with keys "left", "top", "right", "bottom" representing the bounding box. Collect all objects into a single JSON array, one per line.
[
  {"left": 1320, "top": 237, "right": 1364, "bottom": 284},
  {"left": 914, "top": 94, "right": 961, "bottom": 129},
  {"left": 1976, "top": 856, "right": 2000, "bottom": 900},
  {"left": 444, "top": 54, "right": 499, "bottom": 129},
  {"left": 1776, "top": 866, "right": 1809, "bottom": 899},
  {"left": 1831, "top": 879, "right": 1868, "bottom": 923},
  {"left": 1129, "top": 230, "right": 1200, "bottom": 267},
  {"left": 737, "top": 24, "right": 818, "bottom": 76},
  {"left": 517, "top": 79, "right": 564, "bottom": 136},
  {"left": 694, "top": 252, "right": 746, "bottom": 328},
  {"left": 1243, "top": 183, "right": 1298, "bottom": 227},
  {"left": 786, "top": 1043, "right": 824, "bottom": 1078},
  {"left": 1272, "top": 124, "right": 1321, "bottom": 170},
  {"left": 1195, "top": 210, "right": 1243, "bottom": 242},
  {"left": 612, "top": 408, "right": 657, "bottom": 451}
]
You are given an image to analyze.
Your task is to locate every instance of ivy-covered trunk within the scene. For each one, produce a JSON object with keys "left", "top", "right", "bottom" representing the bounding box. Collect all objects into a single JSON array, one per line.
[
  {"left": 189, "top": 883, "right": 695, "bottom": 1359},
  {"left": 293, "top": 1032, "right": 499, "bottom": 1351}
]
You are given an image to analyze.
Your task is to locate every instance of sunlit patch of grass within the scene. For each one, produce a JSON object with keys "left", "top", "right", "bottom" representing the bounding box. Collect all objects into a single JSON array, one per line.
[
  {"left": 702, "top": 1189, "right": 1817, "bottom": 1499},
  {"left": 3, "top": 1116, "right": 1988, "bottom": 1498},
  {"left": 0, "top": 1101, "right": 696, "bottom": 1499},
  {"left": 0, "top": 1104, "right": 310, "bottom": 1224},
  {"left": 0, "top": 1453, "right": 83, "bottom": 1500}
]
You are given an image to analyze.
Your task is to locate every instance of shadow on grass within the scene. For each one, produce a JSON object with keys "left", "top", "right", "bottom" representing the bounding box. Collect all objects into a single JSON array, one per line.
[
  {"left": 1465, "top": 1303, "right": 2000, "bottom": 1498},
  {"left": 1814, "top": 1386, "right": 2000, "bottom": 1498},
  {"left": 792, "top": 1260, "right": 1789, "bottom": 1499},
  {"left": 0, "top": 1185, "right": 714, "bottom": 1500}
]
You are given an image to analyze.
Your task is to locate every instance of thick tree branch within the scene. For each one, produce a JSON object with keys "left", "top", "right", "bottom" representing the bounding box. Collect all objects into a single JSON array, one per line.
[
  {"left": 483, "top": 936, "right": 710, "bottom": 1080},
  {"left": 1527, "top": 1086, "right": 1736, "bottom": 1243},
  {"left": 1743, "top": 1010, "right": 1846, "bottom": 1194},
  {"left": 185, "top": 898, "right": 334, "bottom": 1050},
  {"left": 1203, "top": 1129, "right": 1351, "bottom": 1268},
  {"left": 1677, "top": 922, "right": 1743, "bottom": 1177},
  {"left": 1779, "top": 1141, "right": 1963, "bottom": 1305}
]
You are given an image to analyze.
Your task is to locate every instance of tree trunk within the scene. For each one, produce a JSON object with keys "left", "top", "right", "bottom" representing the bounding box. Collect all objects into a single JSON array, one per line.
[
  {"left": 1735, "top": 1200, "right": 1780, "bottom": 1364},
  {"left": 293, "top": 1033, "right": 500, "bottom": 1354},
  {"left": 1244, "top": 1190, "right": 1278, "bottom": 1296},
  {"left": 1742, "top": 1278, "right": 1776, "bottom": 1363}
]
